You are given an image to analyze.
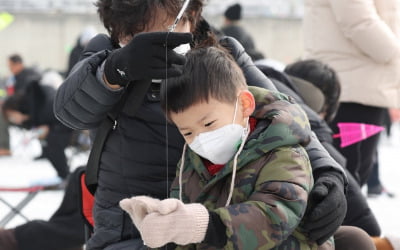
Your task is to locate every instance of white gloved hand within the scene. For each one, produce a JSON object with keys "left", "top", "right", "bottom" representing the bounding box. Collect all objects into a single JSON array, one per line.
[
  {"left": 140, "top": 198, "right": 209, "bottom": 248},
  {"left": 119, "top": 195, "right": 162, "bottom": 228}
]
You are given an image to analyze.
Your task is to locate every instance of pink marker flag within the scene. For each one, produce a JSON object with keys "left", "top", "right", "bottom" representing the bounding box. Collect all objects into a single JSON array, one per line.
[{"left": 332, "top": 122, "right": 385, "bottom": 148}]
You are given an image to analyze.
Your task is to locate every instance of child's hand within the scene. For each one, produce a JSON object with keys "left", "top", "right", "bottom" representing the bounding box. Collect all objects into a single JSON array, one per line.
[
  {"left": 119, "top": 196, "right": 162, "bottom": 228},
  {"left": 126, "top": 198, "right": 209, "bottom": 248},
  {"left": 120, "top": 196, "right": 184, "bottom": 231}
]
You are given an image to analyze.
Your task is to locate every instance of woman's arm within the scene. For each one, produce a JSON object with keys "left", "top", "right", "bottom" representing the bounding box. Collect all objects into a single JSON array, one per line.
[{"left": 54, "top": 34, "right": 125, "bottom": 130}]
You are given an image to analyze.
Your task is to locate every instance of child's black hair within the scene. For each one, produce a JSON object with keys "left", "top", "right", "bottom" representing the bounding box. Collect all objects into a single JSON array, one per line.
[
  {"left": 8, "top": 54, "right": 23, "bottom": 64},
  {"left": 160, "top": 46, "right": 247, "bottom": 119}
]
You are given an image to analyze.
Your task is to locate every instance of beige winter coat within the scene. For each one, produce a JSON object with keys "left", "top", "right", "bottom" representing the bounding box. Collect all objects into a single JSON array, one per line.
[{"left": 303, "top": 0, "right": 400, "bottom": 108}]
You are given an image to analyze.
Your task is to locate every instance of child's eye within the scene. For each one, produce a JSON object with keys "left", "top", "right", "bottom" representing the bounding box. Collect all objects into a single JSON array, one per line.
[
  {"left": 205, "top": 121, "right": 215, "bottom": 127},
  {"left": 183, "top": 132, "right": 192, "bottom": 137}
]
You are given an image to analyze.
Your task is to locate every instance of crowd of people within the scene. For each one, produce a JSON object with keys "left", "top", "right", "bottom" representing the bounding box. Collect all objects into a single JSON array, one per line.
[{"left": 0, "top": 0, "right": 400, "bottom": 250}]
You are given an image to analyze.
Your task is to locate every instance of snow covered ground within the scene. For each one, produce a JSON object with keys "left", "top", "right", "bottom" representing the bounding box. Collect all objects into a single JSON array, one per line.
[
  {"left": 367, "top": 123, "right": 400, "bottom": 236},
  {"left": 0, "top": 124, "right": 399, "bottom": 237},
  {"left": 0, "top": 127, "right": 88, "bottom": 228}
]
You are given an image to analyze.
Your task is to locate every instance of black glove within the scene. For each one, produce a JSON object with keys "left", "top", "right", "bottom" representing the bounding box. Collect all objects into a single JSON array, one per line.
[
  {"left": 302, "top": 171, "right": 347, "bottom": 245},
  {"left": 104, "top": 32, "right": 193, "bottom": 86}
]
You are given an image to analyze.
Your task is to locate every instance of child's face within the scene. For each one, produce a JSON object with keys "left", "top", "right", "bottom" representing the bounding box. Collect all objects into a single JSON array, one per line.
[{"left": 170, "top": 91, "right": 255, "bottom": 144}]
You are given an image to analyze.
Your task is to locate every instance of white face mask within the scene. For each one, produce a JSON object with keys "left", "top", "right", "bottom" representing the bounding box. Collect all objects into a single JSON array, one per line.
[
  {"left": 188, "top": 98, "right": 249, "bottom": 165},
  {"left": 173, "top": 43, "right": 191, "bottom": 55}
]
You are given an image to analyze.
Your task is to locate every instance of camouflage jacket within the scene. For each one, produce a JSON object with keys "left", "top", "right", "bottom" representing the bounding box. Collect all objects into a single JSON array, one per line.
[{"left": 170, "top": 86, "right": 318, "bottom": 250}]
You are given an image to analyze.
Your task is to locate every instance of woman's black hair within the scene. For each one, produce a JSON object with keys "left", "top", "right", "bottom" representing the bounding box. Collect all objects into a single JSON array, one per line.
[{"left": 95, "top": 0, "right": 205, "bottom": 46}]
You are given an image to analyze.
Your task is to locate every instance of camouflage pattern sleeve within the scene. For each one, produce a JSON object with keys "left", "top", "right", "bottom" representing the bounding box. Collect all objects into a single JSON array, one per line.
[
  {"left": 170, "top": 173, "right": 180, "bottom": 200},
  {"left": 213, "top": 146, "right": 315, "bottom": 249}
]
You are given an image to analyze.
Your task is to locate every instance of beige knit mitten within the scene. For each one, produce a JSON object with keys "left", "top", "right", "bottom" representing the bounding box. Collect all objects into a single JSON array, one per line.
[
  {"left": 139, "top": 199, "right": 209, "bottom": 248},
  {"left": 119, "top": 195, "right": 162, "bottom": 228}
]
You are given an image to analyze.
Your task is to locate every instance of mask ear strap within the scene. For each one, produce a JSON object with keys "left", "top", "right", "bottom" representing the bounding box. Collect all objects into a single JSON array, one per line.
[
  {"left": 243, "top": 117, "right": 250, "bottom": 138},
  {"left": 232, "top": 96, "right": 239, "bottom": 124},
  {"left": 178, "top": 143, "right": 188, "bottom": 201},
  {"left": 225, "top": 126, "right": 249, "bottom": 207}
]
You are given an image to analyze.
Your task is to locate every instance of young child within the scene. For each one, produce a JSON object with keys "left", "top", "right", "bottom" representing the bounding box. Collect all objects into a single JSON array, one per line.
[{"left": 119, "top": 47, "right": 332, "bottom": 249}]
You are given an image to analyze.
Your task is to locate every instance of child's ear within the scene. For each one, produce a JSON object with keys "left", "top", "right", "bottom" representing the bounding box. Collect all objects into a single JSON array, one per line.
[{"left": 239, "top": 90, "right": 255, "bottom": 118}]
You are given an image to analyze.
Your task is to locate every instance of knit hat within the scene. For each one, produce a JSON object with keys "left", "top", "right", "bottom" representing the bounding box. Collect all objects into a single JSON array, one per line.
[{"left": 224, "top": 3, "right": 242, "bottom": 21}]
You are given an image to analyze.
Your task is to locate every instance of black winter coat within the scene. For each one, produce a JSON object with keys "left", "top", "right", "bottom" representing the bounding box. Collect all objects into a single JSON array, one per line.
[{"left": 257, "top": 64, "right": 381, "bottom": 236}]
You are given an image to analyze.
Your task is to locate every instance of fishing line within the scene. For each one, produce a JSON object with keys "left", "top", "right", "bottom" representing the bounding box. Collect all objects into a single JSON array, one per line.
[{"left": 164, "top": 31, "right": 170, "bottom": 199}]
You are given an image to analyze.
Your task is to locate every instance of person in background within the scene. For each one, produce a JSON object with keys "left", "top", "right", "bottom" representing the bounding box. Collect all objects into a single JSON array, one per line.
[
  {"left": 255, "top": 58, "right": 381, "bottom": 249},
  {"left": 303, "top": 0, "right": 400, "bottom": 189},
  {"left": 220, "top": 3, "right": 262, "bottom": 61},
  {"left": 66, "top": 26, "right": 97, "bottom": 77},
  {"left": 284, "top": 59, "right": 400, "bottom": 250},
  {"left": 1, "top": 54, "right": 41, "bottom": 157},
  {"left": 7, "top": 54, "right": 41, "bottom": 95},
  {"left": 2, "top": 79, "right": 72, "bottom": 185}
]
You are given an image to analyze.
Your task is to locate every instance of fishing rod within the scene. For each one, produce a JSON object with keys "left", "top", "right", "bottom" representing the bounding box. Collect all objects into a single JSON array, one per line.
[{"left": 168, "top": 0, "right": 191, "bottom": 32}]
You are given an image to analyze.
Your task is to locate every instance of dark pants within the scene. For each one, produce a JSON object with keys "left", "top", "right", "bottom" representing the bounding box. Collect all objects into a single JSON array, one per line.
[
  {"left": 331, "top": 102, "right": 386, "bottom": 186},
  {"left": 43, "top": 127, "right": 72, "bottom": 179},
  {"left": 14, "top": 167, "right": 86, "bottom": 250},
  {"left": 367, "top": 153, "right": 381, "bottom": 189}
]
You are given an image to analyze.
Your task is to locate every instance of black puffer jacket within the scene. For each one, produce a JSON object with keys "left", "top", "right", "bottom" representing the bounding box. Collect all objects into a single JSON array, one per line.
[
  {"left": 54, "top": 34, "right": 347, "bottom": 249},
  {"left": 55, "top": 34, "right": 186, "bottom": 249},
  {"left": 257, "top": 64, "right": 381, "bottom": 236}
]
